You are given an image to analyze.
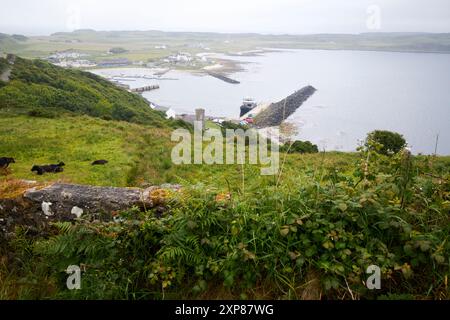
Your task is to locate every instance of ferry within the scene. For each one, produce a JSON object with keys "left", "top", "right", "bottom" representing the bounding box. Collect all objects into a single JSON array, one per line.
[{"left": 240, "top": 98, "right": 257, "bottom": 117}]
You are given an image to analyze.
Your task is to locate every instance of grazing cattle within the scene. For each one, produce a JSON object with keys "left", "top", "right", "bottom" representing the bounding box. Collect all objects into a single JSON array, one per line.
[
  {"left": 0, "top": 157, "right": 15, "bottom": 169},
  {"left": 31, "top": 162, "right": 65, "bottom": 175},
  {"left": 91, "top": 160, "right": 108, "bottom": 165}
]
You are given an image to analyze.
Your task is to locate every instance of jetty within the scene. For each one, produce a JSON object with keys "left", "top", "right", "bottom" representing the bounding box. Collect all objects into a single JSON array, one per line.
[
  {"left": 154, "top": 69, "right": 171, "bottom": 77},
  {"left": 131, "top": 85, "right": 160, "bottom": 93},
  {"left": 142, "top": 76, "right": 178, "bottom": 81},
  {"left": 252, "top": 85, "right": 317, "bottom": 128},
  {"left": 207, "top": 72, "right": 240, "bottom": 84},
  {"left": 240, "top": 102, "right": 271, "bottom": 120}
]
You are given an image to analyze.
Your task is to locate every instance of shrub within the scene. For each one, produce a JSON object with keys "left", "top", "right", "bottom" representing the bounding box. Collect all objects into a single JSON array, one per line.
[
  {"left": 1, "top": 149, "right": 449, "bottom": 300},
  {"left": 11, "top": 34, "right": 28, "bottom": 41},
  {"left": 282, "top": 140, "right": 319, "bottom": 154},
  {"left": 366, "top": 130, "right": 406, "bottom": 155},
  {"left": 220, "top": 121, "right": 249, "bottom": 132},
  {"left": 0, "top": 58, "right": 9, "bottom": 73},
  {"left": 27, "top": 108, "right": 57, "bottom": 118}
]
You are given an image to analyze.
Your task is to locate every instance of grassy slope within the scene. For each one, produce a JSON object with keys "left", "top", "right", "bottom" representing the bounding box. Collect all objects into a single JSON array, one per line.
[
  {"left": 0, "top": 58, "right": 9, "bottom": 74},
  {"left": 2, "top": 127, "right": 449, "bottom": 299},
  {"left": 3, "top": 112, "right": 448, "bottom": 193},
  {"left": 0, "top": 113, "right": 358, "bottom": 188},
  {"left": 1, "top": 111, "right": 450, "bottom": 301},
  {"left": 0, "top": 50, "right": 449, "bottom": 300},
  {"left": 0, "top": 114, "right": 186, "bottom": 186},
  {"left": 0, "top": 54, "right": 195, "bottom": 187},
  {"left": 0, "top": 56, "right": 174, "bottom": 128}
]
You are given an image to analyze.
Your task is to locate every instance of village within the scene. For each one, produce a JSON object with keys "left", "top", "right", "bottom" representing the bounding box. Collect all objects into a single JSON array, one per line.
[{"left": 45, "top": 48, "right": 221, "bottom": 70}]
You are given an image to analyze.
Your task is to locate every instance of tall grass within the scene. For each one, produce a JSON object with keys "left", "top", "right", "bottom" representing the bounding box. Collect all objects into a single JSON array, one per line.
[{"left": 1, "top": 145, "right": 448, "bottom": 300}]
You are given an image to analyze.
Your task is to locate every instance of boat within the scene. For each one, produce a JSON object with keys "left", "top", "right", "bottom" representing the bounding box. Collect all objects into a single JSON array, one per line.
[{"left": 240, "top": 98, "right": 257, "bottom": 117}]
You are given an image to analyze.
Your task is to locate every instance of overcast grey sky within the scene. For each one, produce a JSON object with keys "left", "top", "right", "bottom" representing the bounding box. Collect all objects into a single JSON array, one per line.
[{"left": 1, "top": 0, "right": 449, "bottom": 36}]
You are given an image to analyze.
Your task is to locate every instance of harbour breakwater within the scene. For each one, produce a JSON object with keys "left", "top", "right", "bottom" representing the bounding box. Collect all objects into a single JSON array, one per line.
[
  {"left": 131, "top": 84, "right": 160, "bottom": 93},
  {"left": 207, "top": 72, "right": 240, "bottom": 84},
  {"left": 253, "top": 85, "right": 317, "bottom": 127}
]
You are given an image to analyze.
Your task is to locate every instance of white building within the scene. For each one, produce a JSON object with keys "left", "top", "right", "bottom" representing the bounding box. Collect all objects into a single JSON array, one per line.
[{"left": 150, "top": 102, "right": 176, "bottom": 119}]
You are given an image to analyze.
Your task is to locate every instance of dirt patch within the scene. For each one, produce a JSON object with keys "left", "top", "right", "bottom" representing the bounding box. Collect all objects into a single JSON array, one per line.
[
  {"left": 298, "top": 269, "right": 322, "bottom": 300},
  {"left": 0, "top": 67, "right": 11, "bottom": 82},
  {"left": 0, "top": 178, "right": 45, "bottom": 199}
]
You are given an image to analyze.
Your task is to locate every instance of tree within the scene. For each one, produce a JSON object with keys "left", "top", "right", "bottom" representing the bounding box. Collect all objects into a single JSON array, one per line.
[
  {"left": 366, "top": 130, "right": 406, "bottom": 155},
  {"left": 282, "top": 140, "right": 319, "bottom": 154}
]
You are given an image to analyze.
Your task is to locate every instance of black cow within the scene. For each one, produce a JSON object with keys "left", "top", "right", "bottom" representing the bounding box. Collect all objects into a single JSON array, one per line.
[
  {"left": 31, "top": 162, "right": 65, "bottom": 175},
  {"left": 0, "top": 157, "right": 15, "bottom": 169},
  {"left": 91, "top": 160, "right": 108, "bottom": 165}
]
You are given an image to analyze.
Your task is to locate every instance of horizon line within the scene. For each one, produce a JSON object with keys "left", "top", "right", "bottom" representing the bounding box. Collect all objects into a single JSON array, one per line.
[{"left": 3, "top": 29, "right": 450, "bottom": 38}]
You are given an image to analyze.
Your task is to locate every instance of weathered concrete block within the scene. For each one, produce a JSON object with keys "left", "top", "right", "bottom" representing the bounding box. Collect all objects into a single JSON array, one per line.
[
  {"left": 24, "top": 183, "right": 152, "bottom": 217},
  {"left": 0, "top": 182, "right": 181, "bottom": 235}
]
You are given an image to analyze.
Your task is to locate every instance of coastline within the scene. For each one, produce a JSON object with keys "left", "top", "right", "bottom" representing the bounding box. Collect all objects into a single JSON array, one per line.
[{"left": 86, "top": 46, "right": 450, "bottom": 79}]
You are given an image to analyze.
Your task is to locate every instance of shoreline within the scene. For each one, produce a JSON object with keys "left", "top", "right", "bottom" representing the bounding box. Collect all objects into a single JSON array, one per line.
[
  {"left": 86, "top": 46, "right": 450, "bottom": 78},
  {"left": 87, "top": 50, "right": 449, "bottom": 156}
]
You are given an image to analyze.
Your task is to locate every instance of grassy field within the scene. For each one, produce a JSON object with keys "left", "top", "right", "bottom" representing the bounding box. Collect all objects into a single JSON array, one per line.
[
  {"left": 0, "top": 113, "right": 363, "bottom": 189},
  {"left": 2, "top": 31, "right": 450, "bottom": 66},
  {"left": 1, "top": 114, "right": 449, "bottom": 300},
  {"left": 0, "top": 52, "right": 449, "bottom": 300},
  {"left": 0, "top": 114, "right": 179, "bottom": 186}
]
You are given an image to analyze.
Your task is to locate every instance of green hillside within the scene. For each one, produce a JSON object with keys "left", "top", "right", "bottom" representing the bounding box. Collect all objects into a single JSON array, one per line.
[
  {"left": 0, "top": 55, "right": 449, "bottom": 301},
  {"left": 0, "top": 56, "right": 174, "bottom": 127},
  {"left": 0, "top": 115, "right": 184, "bottom": 186},
  {"left": 0, "top": 55, "right": 194, "bottom": 186}
]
